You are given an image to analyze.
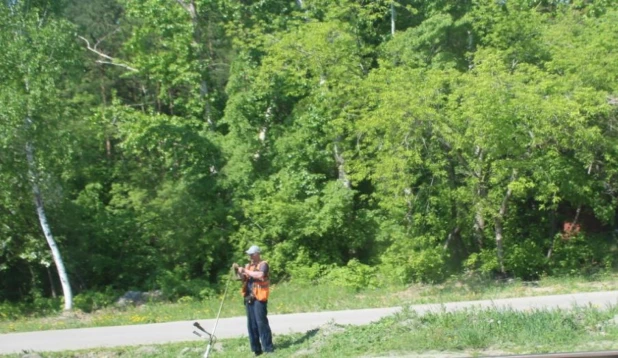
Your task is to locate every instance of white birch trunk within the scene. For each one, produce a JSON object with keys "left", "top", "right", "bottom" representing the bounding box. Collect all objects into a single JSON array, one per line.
[
  {"left": 26, "top": 138, "right": 73, "bottom": 310},
  {"left": 333, "top": 140, "right": 351, "bottom": 189},
  {"left": 391, "top": 2, "right": 396, "bottom": 36}
]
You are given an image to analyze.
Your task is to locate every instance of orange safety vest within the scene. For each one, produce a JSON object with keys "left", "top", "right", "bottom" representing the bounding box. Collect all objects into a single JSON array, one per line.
[{"left": 241, "top": 261, "right": 270, "bottom": 302}]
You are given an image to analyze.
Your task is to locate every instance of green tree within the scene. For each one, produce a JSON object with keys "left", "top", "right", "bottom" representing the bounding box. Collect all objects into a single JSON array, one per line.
[{"left": 0, "top": 2, "right": 80, "bottom": 309}]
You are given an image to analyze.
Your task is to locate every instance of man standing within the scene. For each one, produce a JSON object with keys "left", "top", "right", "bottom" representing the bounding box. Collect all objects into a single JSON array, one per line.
[{"left": 234, "top": 245, "right": 274, "bottom": 356}]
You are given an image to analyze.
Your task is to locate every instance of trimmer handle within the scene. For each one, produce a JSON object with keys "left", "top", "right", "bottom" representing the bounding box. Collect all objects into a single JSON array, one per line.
[{"left": 193, "top": 322, "right": 212, "bottom": 337}]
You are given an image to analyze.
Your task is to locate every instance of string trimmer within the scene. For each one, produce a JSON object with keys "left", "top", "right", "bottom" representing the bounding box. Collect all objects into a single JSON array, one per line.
[{"left": 192, "top": 268, "right": 236, "bottom": 358}]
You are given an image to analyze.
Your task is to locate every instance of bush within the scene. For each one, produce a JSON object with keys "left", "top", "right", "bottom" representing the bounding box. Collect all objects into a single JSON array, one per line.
[
  {"left": 73, "top": 288, "right": 116, "bottom": 313},
  {"left": 406, "top": 247, "right": 449, "bottom": 283},
  {"left": 549, "top": 233, "right": 614, "bottom": 276},
  {"left": 381, "top": 245, "right": 449, "bottom": 284},
  {"left": 156, "top": 266, "right": 212, "bottom": 300},
  {"left": 464, "top": 241, "right": 548, "bottom": 280},
  {"left": 464, "top": 249, "right": 500, "bottom": 277},
  {"left": 0, "top": 301, "right": 26, "bottom": 320},
  {"left": 0, "top": 291, "right": 62, "bottom": 319},
  {"left": 505, "top": 240, "right": 548, "bottom": 279},
  {"left": 288, "top": 262, "right": 332, "bottom": 284},
  {"left": 322, "top": 259, "right": 378, "bottom": 290},
  {"left": 31, "top": 291, "right": 62, "bottom": 316}
]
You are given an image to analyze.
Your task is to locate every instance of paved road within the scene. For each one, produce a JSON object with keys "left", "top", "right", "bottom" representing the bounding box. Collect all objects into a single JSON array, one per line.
[{"left": 1, "top": 291, "right": 618, "bottom": 355}]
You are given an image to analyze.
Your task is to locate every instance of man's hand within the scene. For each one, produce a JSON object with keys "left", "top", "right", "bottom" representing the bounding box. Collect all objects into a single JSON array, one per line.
[
  {"left": 232, "top": 263, "right": 242, "bottom": 274},
  {"left": 232, "top": 263, "right": 243, "bottom": 280},
  {"left": 233, "top": 264, "right": 244, "bottom": 274}
]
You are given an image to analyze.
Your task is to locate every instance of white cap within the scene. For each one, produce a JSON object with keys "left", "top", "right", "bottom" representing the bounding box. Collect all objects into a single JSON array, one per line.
[{"left": 246, "top": 245, "right": 261, "bottom": 255}]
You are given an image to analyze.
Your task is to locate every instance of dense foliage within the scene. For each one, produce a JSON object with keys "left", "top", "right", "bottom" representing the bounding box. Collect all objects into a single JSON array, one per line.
[{"left": 2, "top": 0, "right": 618, "bottom": 309}]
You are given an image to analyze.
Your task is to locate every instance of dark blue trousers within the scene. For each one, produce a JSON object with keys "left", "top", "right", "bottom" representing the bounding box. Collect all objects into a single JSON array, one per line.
[{"left": 246, "top": 299, "right": 274, "bottom": 354}]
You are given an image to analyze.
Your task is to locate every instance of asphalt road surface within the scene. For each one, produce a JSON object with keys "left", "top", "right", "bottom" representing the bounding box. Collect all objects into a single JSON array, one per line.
[{"left": 1, "top": 291, "right": 618, "bottom": 355}]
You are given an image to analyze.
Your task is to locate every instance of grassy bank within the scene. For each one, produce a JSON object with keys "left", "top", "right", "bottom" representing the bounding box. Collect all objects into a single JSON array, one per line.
[
  {"left": 2, "top": 272, "right": 618, "bottom": 334},
  {"left": 6, "top": 305, "right": 618, "bottom": 357}
]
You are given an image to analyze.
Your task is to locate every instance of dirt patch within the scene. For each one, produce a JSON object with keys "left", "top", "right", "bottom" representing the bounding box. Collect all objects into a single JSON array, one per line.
[
  {"left": 394, "top": 285, "right": 426, "bottom": 300},
  {"left": 291, "top": 321, "right": 346, "bottom": 357}
]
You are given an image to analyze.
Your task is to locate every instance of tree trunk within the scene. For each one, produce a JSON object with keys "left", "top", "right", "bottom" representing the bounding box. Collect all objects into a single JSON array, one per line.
[
  {"left": 443, "top": 226, "right": 461, "bottom": 250},
  {"left": 474, "top": 203, "right": 485, "bottom": 249},
  {"left": 547, "top": 205, "right": 581, "bottom": 259},
  {"left": 547, "top": 164, "right": 589, "bottom": 259},
  {"left": 390, "top": 1, "right": 396, "bottom": 36},
  {"left": 26, "top": 138, "right": 73, "bottom": 310},
  {"left": 472, "top": 147, "right": 486, "bottom": 249},
  {"left": 494, "top": 205, "right": 508, "bottom": 276},
  {"left": 404, "top": 187, "right": 414, "bottom": 225},
  {"left": 444, "top": 155, "right": 466, "bottom": 257},
  {"left": 177, "top": 0, "right": 212, "bottom": 126},
  {"left": 494, "top": 171, "right": 516, "bottom": 276},
  {"left": 47, "top": 265, "right": 57, "bottom": 298},
  {"left": 333, "top": 139, "right": 351, "bottom": 189},
  {"left": 546, "top": 208, "right": 557, "bottom": 259},
  {"left": 100, "top": 81, "right": 112, "bottom": 159}
]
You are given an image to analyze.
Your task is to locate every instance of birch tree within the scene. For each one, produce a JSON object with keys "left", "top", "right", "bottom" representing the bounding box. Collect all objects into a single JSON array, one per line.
[{"left": 0, "top": 3, "right": 79, "bottom": 309}]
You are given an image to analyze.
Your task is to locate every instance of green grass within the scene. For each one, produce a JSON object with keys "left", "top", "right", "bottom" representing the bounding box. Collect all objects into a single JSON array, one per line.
[
  {"left": 2, "top": 272, "right": 618, "bottom": 334},
  {"left": 6, "top": 305, "right": 618, "bottom": 358}
]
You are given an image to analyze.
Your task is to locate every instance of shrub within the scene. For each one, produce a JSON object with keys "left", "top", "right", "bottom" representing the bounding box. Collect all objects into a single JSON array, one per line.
[
  {"left": 0, "top": 291, "right": 62, "bottom": 319},
  {"left": 0, "top": 301, "right": 26, "bottom": 320},
  {"left": 406, "top": 247, "right": 449, "bottom": 283},
  {"left": 381, "top": 245, "right": 449, "bottom": 284},
  {"left": 505, "top": 240, "right": 548, "bottom": 279},
  {"left": 73, "top": 288, "right": 116, "bottom": 313},
  {"left": 464, "top": 249, "right": 500, "bottom": 277},
  {"left": 288, "top": 262, "right": 331, "bottom": 284},
  {"left": 156, "top": 267, "right": 212, "bottom": 300},
  {"left": 549, "top": 233, "right": 614, "bottom": 276},
  {"left": 322, "top": 259, "right": 378, "bottom": 290}
]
